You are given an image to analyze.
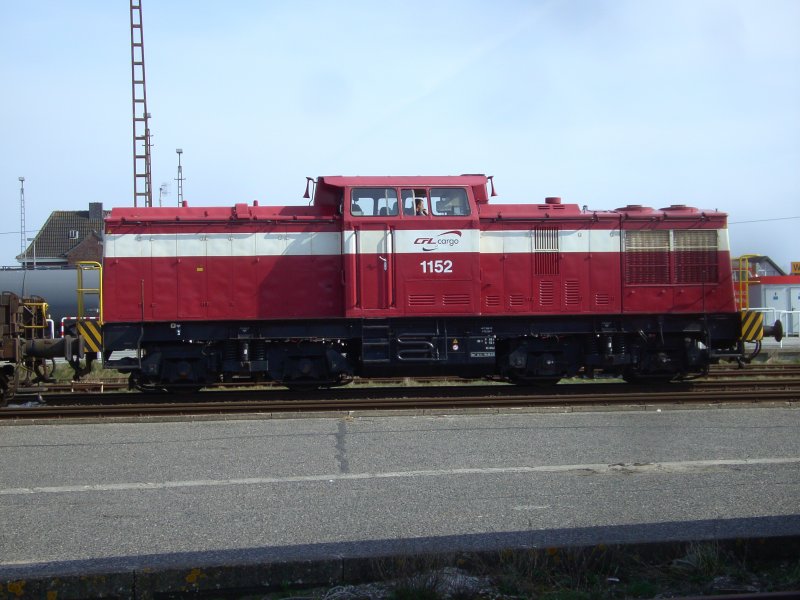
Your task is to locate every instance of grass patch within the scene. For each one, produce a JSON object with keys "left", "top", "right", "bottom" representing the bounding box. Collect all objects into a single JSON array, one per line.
[
  {"left": 248, "top": 539, "right": 800, "bottom": 599},
  {"left": 50, "top": 360, "right": 125, "bottom": 383}
]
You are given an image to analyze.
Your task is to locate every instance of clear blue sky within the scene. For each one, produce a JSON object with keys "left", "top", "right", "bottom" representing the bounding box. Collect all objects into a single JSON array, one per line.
[{"left": 2, "top": 1, "right": 798, "bottom": 270}]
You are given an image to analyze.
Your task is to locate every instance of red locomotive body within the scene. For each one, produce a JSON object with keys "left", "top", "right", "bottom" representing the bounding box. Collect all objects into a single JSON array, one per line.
[{"left": 102, "top": 175, "right": 742, "bottom": 390}]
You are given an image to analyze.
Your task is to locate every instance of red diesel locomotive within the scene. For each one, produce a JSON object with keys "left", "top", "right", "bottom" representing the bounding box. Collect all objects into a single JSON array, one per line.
[{"left": 101, "top": 174, "right": 757, "bottom": 391}]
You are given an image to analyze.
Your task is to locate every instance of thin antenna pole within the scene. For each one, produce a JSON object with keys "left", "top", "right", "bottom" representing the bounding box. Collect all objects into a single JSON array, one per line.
[
  {"left": 18, "top": 177, "right": 25, "bottom": 256},
  {"left": 176, "top": 148, "right": 185, "bottom": 206}
]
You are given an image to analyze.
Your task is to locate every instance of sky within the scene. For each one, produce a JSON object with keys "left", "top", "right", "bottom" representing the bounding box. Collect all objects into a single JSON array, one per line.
[{"left": 1, "top": 0, "right": 798, "bottom": 270}]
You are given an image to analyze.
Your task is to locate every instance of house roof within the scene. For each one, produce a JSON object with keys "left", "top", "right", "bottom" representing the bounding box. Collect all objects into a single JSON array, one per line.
[
  {"left": 755, "top": 275, "right": 800, "bottom": 284},
  {"left": 731, "top": 255, "right": 787, "bottom": 276},
  {"left": 17, "top": 208, "right": 109, "bottom": 262}
]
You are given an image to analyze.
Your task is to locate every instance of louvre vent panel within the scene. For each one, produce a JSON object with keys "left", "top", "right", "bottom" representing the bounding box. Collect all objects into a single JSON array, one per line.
[
  {"left": 538, "top": 281, "right": 554, "bottom": 306},
  {"left": 443, "top": 294, "right": 470, "bottom": 305},
  {"left": 485, "top": 295, "right": 500, "bottom": 307},
  {"left": 595, "top": 293, "right": 611, "bottom": 306},
  {"left": 509, "top": 294, "right": 525, "bottom": 307},
  {"left": 408, "top": 294, "right": 435, "bottom": 306},
  {"left": 564, "top": 280, "right": 580, "bottom": 305}
]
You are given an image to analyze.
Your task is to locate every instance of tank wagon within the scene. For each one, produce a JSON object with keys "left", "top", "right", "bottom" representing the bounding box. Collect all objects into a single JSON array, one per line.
[
  {"left": 0, "top": 267, "right": 100, "bottom": 327},
  {"left": 101, "top": 175, "right": 774, "bottom": 392}
]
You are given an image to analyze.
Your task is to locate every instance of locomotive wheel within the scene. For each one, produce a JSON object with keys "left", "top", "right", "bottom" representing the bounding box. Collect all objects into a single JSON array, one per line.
[
  {"left": 0, "top": 374, "right": 8, "bottom": 407},
  {"left": 128, "top": 372, "right": 168, "bottom": 394}
]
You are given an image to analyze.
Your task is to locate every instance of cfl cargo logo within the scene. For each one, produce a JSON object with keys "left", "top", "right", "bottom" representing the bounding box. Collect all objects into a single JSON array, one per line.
[{"left": 414, "top": 230, "right": 462, "bottom": 252}]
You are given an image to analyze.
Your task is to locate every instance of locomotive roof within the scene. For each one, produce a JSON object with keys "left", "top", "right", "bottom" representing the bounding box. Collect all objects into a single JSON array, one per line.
[
  {"left": 318, "top": 175, "right": 489, "bottom": 187},
  {"left": 106, "top": 173, "right": 728, "bottom": 224}
]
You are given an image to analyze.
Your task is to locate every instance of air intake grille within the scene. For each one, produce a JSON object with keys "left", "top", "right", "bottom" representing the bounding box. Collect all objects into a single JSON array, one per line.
[
  {"left": 533, "top": 227, "right": 559, "bottom": 275},
  {"left": 624, "top": 230, "right": 670, "bottom": 284},
  {"left": 674, "top": 230, "right": 718, "bottom": 283}
]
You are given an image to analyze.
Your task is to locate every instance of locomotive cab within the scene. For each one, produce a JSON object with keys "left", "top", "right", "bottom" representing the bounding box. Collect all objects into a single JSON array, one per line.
[{"left": 337, "top": 178, "right": 480, "bottom": 318}]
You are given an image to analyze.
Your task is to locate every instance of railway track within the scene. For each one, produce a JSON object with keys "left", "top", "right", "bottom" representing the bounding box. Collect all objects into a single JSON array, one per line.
[
  {"left": 11, "top": 362, "right": 800, "bottom": 396},
  {"left": 708, "top": 364, "right": 800, "bottom": 378},
  {"left": 2, "top": 377, "right": 798, "bottom": 420}
]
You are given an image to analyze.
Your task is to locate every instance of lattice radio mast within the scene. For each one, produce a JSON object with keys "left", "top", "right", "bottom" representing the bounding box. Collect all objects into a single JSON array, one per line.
[{"left": 130, "top": 0, "right": 153, "bottom": 207}]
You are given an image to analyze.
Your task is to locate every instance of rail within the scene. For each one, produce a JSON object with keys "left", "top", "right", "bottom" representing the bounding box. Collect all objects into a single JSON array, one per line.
[{"left": 3, "top": 370, "right": 799, "bottom": 420}]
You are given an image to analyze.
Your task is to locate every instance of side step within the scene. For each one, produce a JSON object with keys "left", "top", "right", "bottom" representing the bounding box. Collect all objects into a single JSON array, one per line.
[{"left": 361, "top": 322, "right": 391, "bottom": 364}]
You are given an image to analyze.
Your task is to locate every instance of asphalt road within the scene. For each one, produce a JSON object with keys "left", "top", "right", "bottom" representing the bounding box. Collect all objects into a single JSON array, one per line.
[{"left": 1, "top": 406, "right": 799, "bottom": 570}]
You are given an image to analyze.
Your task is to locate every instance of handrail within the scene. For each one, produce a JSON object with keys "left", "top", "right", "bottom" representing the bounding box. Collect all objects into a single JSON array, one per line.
[
  {"left": 20, "top": 300, "right": 49, "bottom": 332},
  {"left": 76, "top": 261, "right": 103, "bottom": 325}
]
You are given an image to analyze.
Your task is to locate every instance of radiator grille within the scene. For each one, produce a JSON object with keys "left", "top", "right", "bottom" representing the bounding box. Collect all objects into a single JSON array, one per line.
[
  {"left": 673, "top": 230, "right": 717, "bottom": 251},
  {"left": 624, "top": 229, "right": 719, "bottom": 284},
  {"left": 625, "top": 230, "right": 670, "bottom": 251},
  {"left": 674, "top": 230, "right": 718, "bottom": 283}
]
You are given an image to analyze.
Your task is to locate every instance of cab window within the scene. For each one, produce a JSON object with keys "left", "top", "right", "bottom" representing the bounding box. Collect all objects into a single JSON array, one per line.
[
  {"left": 351, "top": 188, "right": 398, "bottom": 217},
  {"left": 431, "top": 188, "right": 470, "bottom": 216},
  {"left": 401, "top": 189, "right": 429, "bottom": 216}
]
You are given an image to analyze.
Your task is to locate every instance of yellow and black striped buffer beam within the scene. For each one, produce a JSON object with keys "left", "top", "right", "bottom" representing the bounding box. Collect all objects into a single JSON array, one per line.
[
  {"left": 740, "top": 310, "right": 763, "bottom": 342},
  {"left": 76, "top": 320, "right": 102, "bottom": 353}
]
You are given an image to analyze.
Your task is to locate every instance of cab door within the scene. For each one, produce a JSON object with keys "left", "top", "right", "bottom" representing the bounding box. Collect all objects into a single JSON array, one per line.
[
  {"left": 356, "top": 225, "right": 394, "bottom": 310},
  {"left": 343, "top": 186, "right": 398, "bottom": 315}
]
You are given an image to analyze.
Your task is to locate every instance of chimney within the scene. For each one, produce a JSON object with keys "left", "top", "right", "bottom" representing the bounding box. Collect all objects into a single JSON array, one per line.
[{"left": 89, "top": 202, "right": 103, "bottom": 221}]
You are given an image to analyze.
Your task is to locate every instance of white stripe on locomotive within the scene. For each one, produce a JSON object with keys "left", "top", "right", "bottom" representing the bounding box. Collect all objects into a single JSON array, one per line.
[{"left": 105, "top": 228, "right": 729, "bottom": 258}]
